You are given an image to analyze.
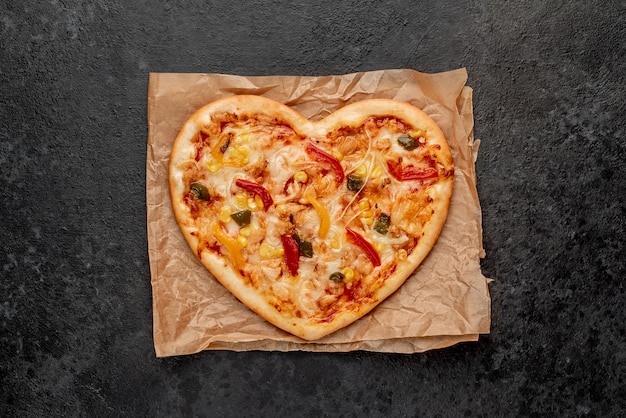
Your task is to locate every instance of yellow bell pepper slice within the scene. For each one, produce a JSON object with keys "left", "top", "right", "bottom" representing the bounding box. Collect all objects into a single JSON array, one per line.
[
  {"left": 304, "top": 189, "right": 330, "bottom": 239},
  {"left": 211, "top": 223, "right": 245, "bottom": 272}
]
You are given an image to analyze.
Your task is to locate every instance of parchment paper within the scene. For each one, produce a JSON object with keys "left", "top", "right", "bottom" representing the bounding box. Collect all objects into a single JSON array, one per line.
[{"left": 147, "top": 68, "right": 491, "bottom": 357}]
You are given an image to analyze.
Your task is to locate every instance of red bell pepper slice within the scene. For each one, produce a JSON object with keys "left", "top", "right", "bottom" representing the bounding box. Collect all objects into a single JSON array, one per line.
[
  {"left": 281, "top": 235, "right": 300, "bottom": 276},
  {"left": 235, "top": 179, "right": 274, "bottom": 210},
  {"left": 305, "top": 142, "right": 344, "bottom": 185},
  {"left": 346, "top": 227, "right": 381, "bottom": 267},
  {"left": 282, "top": 175, "right": 295, "bottom": 194},
  {"left": 387, "top": 160, "right": 438, "bottom": 181}
]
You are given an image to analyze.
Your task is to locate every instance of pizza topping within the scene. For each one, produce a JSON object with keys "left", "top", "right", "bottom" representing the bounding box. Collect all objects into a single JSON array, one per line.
[
  {"left": 293, "top": 171, "right": 308, "bottom": 183},
  {"left": 232, "top": 192, "right": 246, "bottom": 208},
  {"left": 303, "top": 188, "right": 330, "bottom": 239},
  {"left": 372, "top": 213, "right": 391, "bottom": 235},
  {"left": 225, "top": 145, "right": 250, "bottom": 168},
  {"left": 230, "top": 209, "right": 252, "bottom": 227},
  {"left": 189, "top": 182, "right": 210, "bottom": 200},
  {"left": 386, "top": 160, "right": 438, "bottom": 181},
  {"left": 206, "top": 159, "right": 222, "bottom": 173},
  {"left": 397, "top": 134, "right": 419, "bottom": 151},
  {"left": 281, "top": 235, "right": 300, "bottom": 276},
  {"left": 305, "top": 142, "right": 345, "bottom": 185},
  {"left": 282, "top": 176, "right": 295, "bottom": 194},
  {"left": 235, "top": 178, "right": 274, "bottom": 210},
  {"left": 347, "top": 174, "right": 364, "bottom": 192},
  {"left": 329, "top": 271, "right": 345, "bottom": 283},
  {"left": 342, "top": 267, "right": 355, "bottom": 282},
  {"left": 292, "top": 233, "right": 314, "bottom": 258},
  {"left": 210, "top": 133, "right": 232, "bottom": 162},
  {"left": 218, "top": 206, "right": 233, "bottom": 223},
  {"left": 211, "top": 223, "right": 245, "bottom": 271},
  {"left": 259, "top": 242, "right": 284, "bottom": 259},
  {"left": 345, "top": 227, "right": 381, "bottom": 267},
  {"left": 219, "top": 137, "right": 232, "bottom": 153}
]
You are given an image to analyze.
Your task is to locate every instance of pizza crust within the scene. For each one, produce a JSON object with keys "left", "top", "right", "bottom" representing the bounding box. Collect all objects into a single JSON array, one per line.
[{"left": 169, "top": 95, "right": 454, "bottom": 341}]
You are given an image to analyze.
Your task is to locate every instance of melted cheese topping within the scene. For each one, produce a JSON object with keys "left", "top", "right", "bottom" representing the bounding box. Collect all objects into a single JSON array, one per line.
[{"left": 175, "top": 111, "right": 451, "bottom": 322}]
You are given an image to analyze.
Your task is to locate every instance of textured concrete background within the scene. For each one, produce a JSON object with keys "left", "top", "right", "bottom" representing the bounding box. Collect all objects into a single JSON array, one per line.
[{"left": 1, "top": 1, "right": 625, "bottom": 416}]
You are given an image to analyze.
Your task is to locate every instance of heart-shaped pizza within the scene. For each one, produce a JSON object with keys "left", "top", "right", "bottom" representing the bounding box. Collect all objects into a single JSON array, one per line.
[{"left": 169, "top": 95, "right": 454, "bottom": 340}]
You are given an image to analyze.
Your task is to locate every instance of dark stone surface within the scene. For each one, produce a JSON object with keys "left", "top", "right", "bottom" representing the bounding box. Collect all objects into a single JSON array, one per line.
[{"left": 1, "top": 1, "right": 624, "bottom": 416}]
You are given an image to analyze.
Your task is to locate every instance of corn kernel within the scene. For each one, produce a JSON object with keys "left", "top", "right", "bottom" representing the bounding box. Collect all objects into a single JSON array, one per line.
[
  {"left": 206, "top": 159, "right": 222, "bottom": 173},
  {"left": 362, "top": 217, "right": 374, "bottom": 226},
  {"left": 330, "top": 149, "right": 344, "bottom": 161},
  {"left": 259, "top": 243, "right": 283, "bottom": 258},
  {"left": 227, "top": 154, "right": 249, "bottom": 167},
  {"left": 342, "top": 267, "right": 355, "bottom": 281},
  {"left": 354, "top": 164, "right": 367, "bottom": 177},
  {"left": 219, "top": 206, "right": 232, "bottom": 223},
  {"left": 331, "top": 234, "right": 341, "bottom": 250},
  {"left": 358, "top": 198, "right": 371, "bottom": 210},
  {"left": 294, "top": 171, "right": 308, "bottom": 183},
  {"left": 398, "top": 249, "right": 408, "bottom": 261},
  {"left": 410, "top": 129, "right": 424, "bottom": 138},
  {"left": 234, "top": 192, "right": 248, "bottom": 208},
  {"left": 274, "top": 203, "right": 287, "bottom": 216},
  {"left": 255, "top": 195, "right": 264, "bottom": 210},
  {"left": 237, "top": 235, "right": 248, "bottom": 247},
  {"left": 374, "top": 242, "right": 387, "bottom": 252},
  {"left": 370, "top": 165, "right": 383, "bottom": 179},
  {"left": 236, "top": 146, "right": 250, "bottom": 156},
  {"left": 360, "top": 209, "right": 374, "bottom": 218},
  {"left": 259, "top": 243, "right": 273, "bottom": 258},
  {"left": 235, "top": 156, "right": 249, "bottom": 166},
  {"left": 239, "top": 225, "right": 254, "bottom": 237},
  {"left": 247, "top": 197, "right": 258, "bottom": 210}
]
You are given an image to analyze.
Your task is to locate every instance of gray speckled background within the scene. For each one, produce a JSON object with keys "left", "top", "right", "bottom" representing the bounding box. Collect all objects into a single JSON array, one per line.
[{"left": 1, "top": 1, "right": 624, "bottom": 416}]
